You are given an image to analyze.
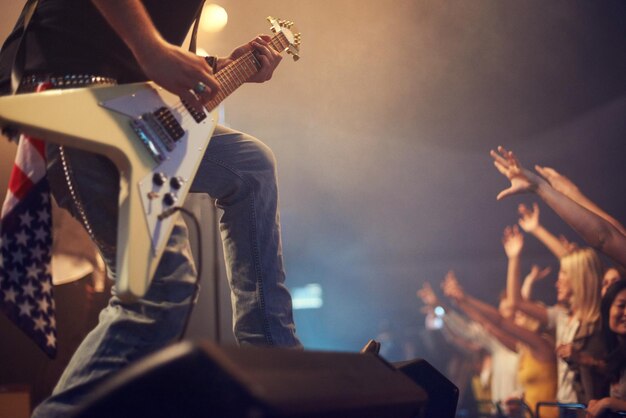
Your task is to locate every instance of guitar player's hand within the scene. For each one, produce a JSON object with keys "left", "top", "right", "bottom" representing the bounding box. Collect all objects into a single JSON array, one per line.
[
  {"left": 218, "top": 35, "right": 283, "bottom": 83},
  {"left": 136, "top": 40, "right": 221, "bottom": 111},
  {"left": 91, "top": 0, "right": 220, "bottom": 112}
]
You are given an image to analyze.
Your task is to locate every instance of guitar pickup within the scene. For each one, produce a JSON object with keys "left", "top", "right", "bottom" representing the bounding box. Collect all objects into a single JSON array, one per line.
[
  {"left": 142, "top": 111, "right": 176, "bottom": 151},
  {"left": 130, "top": 119, "right": 166, "bottom": 163},
  {"left": 153, "top": 107, "right": 185, "bottom": 142}
]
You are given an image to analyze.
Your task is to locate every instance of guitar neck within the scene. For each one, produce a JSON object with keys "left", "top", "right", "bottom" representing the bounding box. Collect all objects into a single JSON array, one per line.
[{"left": 204, "top": 32, "right": 290, "bottom": 111}]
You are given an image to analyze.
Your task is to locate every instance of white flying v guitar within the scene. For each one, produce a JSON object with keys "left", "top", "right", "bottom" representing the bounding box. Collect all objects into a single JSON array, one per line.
[{"left": 0, "top": 17, "right": 301, "bottom": 301}]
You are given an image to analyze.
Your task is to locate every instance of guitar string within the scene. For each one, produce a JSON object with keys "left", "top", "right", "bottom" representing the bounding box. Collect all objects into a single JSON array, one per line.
[{"left": 169, "top": 33, "right": 287, "bottom": 118}]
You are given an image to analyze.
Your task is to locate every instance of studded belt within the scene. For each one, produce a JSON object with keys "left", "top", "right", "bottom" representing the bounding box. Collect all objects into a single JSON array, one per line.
[{"left": 18, "top": 74, "right": 117, "bottom": 93}]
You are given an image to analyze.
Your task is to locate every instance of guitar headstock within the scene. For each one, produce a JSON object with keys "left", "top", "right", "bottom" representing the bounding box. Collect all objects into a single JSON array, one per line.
[{"left": 267, "top": 16, "right": 301, "bottom": 61}]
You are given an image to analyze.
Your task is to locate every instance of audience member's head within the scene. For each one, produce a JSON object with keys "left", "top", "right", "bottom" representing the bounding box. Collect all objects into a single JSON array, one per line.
[
  {"left": 560, "top": 248, "right": 603, "bottom": 324},
  {"left": 602, "top": 266, "right": 624, "bottom": 296}
]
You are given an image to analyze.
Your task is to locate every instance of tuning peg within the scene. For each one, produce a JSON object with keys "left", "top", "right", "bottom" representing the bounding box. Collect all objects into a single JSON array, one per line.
[{"left": 287, "top": 45, "right": 300, "bottom": 61}]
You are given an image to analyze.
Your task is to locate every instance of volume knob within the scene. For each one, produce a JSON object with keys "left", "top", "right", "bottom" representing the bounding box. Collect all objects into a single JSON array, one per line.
[
  {"left": 163, "top": 193, "right": 177, "bottom": 206},
  {"left": 170, "top": 176, "right": 184, "bottom": 190},
  {"left": 152, "top": 172, "right": 167, "bottom": 186}
]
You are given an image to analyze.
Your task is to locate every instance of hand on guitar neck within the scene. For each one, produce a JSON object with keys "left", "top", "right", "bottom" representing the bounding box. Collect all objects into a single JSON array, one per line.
[
  {"left": 218, "top": 35, "right": 283, "bottom": 83},
  {"left": 92, "top": 0, "right": 284, "bottom": 112}
]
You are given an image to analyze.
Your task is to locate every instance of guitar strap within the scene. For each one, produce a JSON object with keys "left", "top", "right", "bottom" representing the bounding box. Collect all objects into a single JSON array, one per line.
[
  {"left": 8, "top": 0, "right": 40, "bottom": 94},
  {"left": 188, "top": 0, "right": 206, "bottom": 54}
]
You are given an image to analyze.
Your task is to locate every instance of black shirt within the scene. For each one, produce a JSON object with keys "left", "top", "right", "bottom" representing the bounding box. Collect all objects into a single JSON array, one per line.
[{"left": 0, "top": 0, "right": 204, "bottom": 95}]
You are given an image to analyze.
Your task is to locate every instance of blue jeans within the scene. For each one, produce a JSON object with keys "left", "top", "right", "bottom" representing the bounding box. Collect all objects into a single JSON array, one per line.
[{"left": 32, "top": 125, "right": 301, "bottom": 417}]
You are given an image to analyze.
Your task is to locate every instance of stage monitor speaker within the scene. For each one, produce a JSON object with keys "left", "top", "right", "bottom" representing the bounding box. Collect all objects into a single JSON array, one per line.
[
  {"left": 395, "top": 359, "right": 459, "bottom": 418},
  {"left": 72, "top": 341, "right": 427, "bottom": 418}
]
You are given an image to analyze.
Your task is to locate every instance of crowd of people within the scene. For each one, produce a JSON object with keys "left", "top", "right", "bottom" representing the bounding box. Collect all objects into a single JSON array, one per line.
[{"left": 418, "top": 147, "right": 626, "bottom": 418}]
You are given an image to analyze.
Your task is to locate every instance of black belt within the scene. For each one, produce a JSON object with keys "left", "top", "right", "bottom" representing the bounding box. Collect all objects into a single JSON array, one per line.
[{"left": 18, "top": 74, "right": 117, "bottom": 93}]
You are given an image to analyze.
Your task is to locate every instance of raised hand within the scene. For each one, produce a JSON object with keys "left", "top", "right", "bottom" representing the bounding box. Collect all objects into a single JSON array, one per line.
[
  {"left": 558, "top": 234, "right": 579, "bottom": 254},
  {"left": 490, "top": 146, "right": 545, "bottom": 200},
  {"left": 524, "top": 264, "right": 551, "bottom": 285},
  {"left": 442, "top": 270, "right": 465, "bottom": 302},
  {"left": 518, "top": 203, "right": 540, "bottom": 232},
  {"left": 502, "top": 225, "right": 524, "bottom": 259},
  {"left": 535, "top": 165, "right": 578, "bottom": 197},
  {"left": 417, "top": 282, "right": 439, "bottom": 308},
  {"left": 521, "top": 264, "right": 552, "bottom": 300}
]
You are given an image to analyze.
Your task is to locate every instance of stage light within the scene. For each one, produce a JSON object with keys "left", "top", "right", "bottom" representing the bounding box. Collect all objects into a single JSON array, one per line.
[
  {"left": 200, "top": 4, "right": 228, "bottom": 33},
  {"left": 292, "top": 283, "right": 323, "bottom": 310}
]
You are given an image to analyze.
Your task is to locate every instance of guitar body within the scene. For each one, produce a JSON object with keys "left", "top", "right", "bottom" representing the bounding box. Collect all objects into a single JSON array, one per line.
[
  {"left": 0, "top": 82, "right": 218, "bottom": 300},
  {"left": 0, "top": 16, "right": 301, "bottom": 302}
]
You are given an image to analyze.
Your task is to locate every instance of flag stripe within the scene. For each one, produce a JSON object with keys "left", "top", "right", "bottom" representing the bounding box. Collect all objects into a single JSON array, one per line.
[
  {"left": 27, "top": 136, "right": 46, "bottom": 160},
  {"left": 7, "top": 165, "right": 34, "bottom": 200},
  {"left": 14, "top": 135, "right": 47, "bottom": 184}
]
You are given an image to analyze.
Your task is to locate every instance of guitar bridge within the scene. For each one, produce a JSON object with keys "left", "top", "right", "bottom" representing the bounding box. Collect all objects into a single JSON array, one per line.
[{"left": 130, "top": 119, "right": 166, "bottom": 163}]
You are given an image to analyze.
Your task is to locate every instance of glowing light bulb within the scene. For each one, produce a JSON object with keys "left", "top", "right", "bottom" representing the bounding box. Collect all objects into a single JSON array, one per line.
[{"left": 200, "top": 4, "right": 228, "bottom": 33}]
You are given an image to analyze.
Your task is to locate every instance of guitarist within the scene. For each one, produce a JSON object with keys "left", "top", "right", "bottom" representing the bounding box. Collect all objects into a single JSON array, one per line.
[{"left": 0, "top": 1, "right": 302, "bottom": 416}]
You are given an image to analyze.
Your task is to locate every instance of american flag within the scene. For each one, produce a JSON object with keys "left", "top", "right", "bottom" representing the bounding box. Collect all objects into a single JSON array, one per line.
[{"left": 0, "top": 84, "right": 56, "bottom": 358}]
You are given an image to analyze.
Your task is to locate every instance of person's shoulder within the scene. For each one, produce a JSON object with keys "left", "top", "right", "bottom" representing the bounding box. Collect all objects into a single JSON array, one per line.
[
  {"left": 545, "top": 304, "right": 569, "bottom": 328},
  {"left": 547, "top": 304, "right": 568, "bottom": 317}
]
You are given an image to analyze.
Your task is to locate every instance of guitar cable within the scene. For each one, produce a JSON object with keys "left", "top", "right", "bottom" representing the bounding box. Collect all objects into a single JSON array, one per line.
[{"left": 161, "top": 206, "right": 205, "bottom": 341}]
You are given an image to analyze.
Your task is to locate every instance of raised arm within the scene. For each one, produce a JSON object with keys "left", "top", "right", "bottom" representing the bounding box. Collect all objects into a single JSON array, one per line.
[
  {"left": 418, "top": 281, "right": 490, "bottom": 350},
  {"left": 442, "top": 271, "right": 502, "bottom": 321},
  {"left": 503, "top": 225, "right": 552, "bottom": 308},
  {"left": 417, "top": 281, "right": 444, "bottom": 314},
  {"left": 520, "top": 264, "right": 551, "bottom": 301},
  {"left": 491, "top": 146, "right": 626, "bottom": 268},
  {"left": 535, "top": 165, "right": 626, "bottom": 237},
  {"left": 518, "top": 203, "right": 570, "bottom": 259},
  {"left": 441, "top": 273, "right": 518, "bottom": 352},
  {"left": 442, "top": 270, "right": 554, "bottom": 361},
  {"left": 503, "top": 225, "right": 523, "bottom": 309}
]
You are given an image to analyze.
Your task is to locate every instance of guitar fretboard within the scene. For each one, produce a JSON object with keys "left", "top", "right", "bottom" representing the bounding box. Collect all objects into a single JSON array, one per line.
[{"left": 205, "top": 32, "right": 289, "bottom": 111}]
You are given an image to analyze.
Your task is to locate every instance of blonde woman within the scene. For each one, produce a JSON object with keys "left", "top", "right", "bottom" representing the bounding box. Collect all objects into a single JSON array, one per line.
[{"left": 506, "top": 246, "right": 608, "bottom": 405}]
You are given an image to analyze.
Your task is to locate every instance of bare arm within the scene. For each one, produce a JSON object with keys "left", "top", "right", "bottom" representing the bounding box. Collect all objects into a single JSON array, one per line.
[
  {"left": 515, "top": 299, "right": 550, "bottom": 324},
  {"left": 520, "top": 265, "right": 551, "bottom": 301},
  {"left": 491, "top": 147, "right": 626, "bottom": 268},
  {"left": 457, "top": 293, "right": 554, "bottom": 360},
  {"left": 91, "top": 0, "right": 219, "bottom": 109},
  {"left": 533, "top": 180, "right": 626, "bottom": 267},
  {"left": 518, "top": 202, "right": 569, "bottom": 259},
  {"left": 454, "top": 297, "right": 518, "bottom": 352},
  {"left": 505, "top": 224, "right": 553, "bottom": 316},
  {"left": 503, "top": 225, "right": 523, "bottom": 308},
  {"left": 587, "top": 397, "right": 626, "bottom": 418},
  {"left": 90, "top": 0, "right": 282, "bottom": 110},
  {"left": 443, "top": 269, "right": 554, "bottom": 361},
  {"left": 535, "top": 165, "right": 626, "bottom": 237}
]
